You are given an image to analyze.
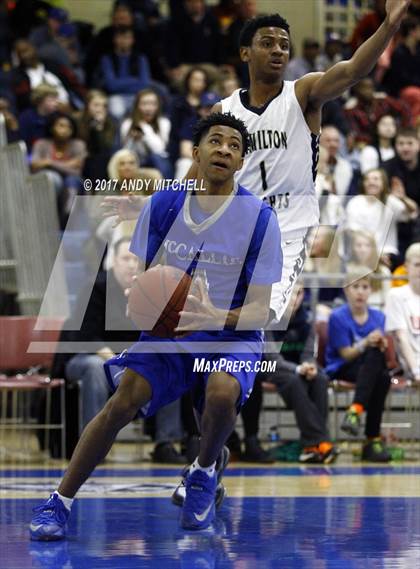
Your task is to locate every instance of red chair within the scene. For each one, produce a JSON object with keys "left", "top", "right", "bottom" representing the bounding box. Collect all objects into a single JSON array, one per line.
[{"left": 0, "top": 316, "right": 66, "bottom": 460}]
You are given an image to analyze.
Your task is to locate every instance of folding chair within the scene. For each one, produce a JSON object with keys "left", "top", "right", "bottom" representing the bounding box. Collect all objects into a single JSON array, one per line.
[{"left": 0, "top": 316, "right": 66, "bottom": 460}]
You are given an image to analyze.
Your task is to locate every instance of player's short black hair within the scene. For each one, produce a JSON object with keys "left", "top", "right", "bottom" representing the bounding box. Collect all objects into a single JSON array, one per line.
[
  {"left": 239, "top": 14, "right": 290, "bottom": 47},
  {"left": 192, "top": 112, "right": 250, "bottom": 156}
]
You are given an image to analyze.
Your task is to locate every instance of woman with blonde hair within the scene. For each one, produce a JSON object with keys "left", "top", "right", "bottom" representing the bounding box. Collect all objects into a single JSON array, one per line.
[
  {"left": 76, "top": 90, "right": 118, "bottom": 180},
  {"left": 345, "top": 168, "right": 417, "bottom": 267},
  {"left": 107, "top": 148, "right": 161, "bottom": 195},
  {"left": 347, "top": 229, "right": 391, "bottom": 308}
]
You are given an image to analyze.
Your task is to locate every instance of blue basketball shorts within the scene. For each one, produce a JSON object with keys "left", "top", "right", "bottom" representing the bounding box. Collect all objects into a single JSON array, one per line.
[{"left": 104, "top": 330, "right": 263, "bottom": 418}]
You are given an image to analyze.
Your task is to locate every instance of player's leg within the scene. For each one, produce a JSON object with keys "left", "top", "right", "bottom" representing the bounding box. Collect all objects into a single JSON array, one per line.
[
  {"left": 180, "top": 371, "right": 240, "bottom": 530},
  {"left": 269, "top": 229, "right": 312, "bottom": 327},
  {"left": 30, "top": 369, "right": 152, "bottom": 541}
]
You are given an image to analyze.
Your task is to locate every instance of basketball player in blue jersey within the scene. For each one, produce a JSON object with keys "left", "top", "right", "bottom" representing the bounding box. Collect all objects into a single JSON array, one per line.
[{"left": 29, "top": 113, "right": 282, "bottom": 538}]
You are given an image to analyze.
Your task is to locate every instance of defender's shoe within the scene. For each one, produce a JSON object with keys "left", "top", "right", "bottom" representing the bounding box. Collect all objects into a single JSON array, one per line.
[
  {"left": 180, "top": 469, "right": 217, "bottom": 530},
  {"left": 172, "top": 446, "right": 229, "bottom": 509},
  {"left": 29, "top": 494, "right": 69, "bottom": 541}
]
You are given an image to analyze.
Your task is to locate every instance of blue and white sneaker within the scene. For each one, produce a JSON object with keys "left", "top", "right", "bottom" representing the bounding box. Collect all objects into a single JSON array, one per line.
[
  {"left": 172, "top": 446, "right": 229, "bottom": 509},
  {"left": 29, "top": 494, "right": 70, "bottom": 541},
  {"left": 180, "top": 469, "right": 217, "bottom": 530}
]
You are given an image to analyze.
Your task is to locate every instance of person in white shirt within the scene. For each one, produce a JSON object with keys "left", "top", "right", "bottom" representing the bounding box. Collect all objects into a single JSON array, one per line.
[
  {"left": 319, "top": 125, "right": 354, "bottom": 200},
  {"left": 359, "top": 114, "right": 396, "bottom": 174},
  {"left": 121, "top": 88, "right": 172, "bottom": 178},
  {"left": 345, "top": 168, "right": 418, "bottom": 264},
  {"left": 385, "top": 243, "right": 420, "bottom": 381}
]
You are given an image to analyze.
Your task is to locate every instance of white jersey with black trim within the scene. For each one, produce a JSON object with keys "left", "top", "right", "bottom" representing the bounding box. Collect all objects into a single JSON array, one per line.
[{"left": 221, "top": 81, "right": 320, "bottom": 237}]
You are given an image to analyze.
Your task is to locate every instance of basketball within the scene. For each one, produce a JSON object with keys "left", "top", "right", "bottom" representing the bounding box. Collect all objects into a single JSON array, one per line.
[{"left": 128, "top": 265, "right": 193, "bottom": 337}]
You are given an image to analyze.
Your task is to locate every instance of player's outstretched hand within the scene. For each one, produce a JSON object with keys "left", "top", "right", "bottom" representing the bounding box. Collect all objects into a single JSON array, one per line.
[
  {"left": 100, "top": 195, "right": 146, "bottom": 227},
  {"left": 385, "top": 0, "right": 411, "bottom": 29},
  {"left": 175, "top": 278, "right": 224, "bottom": 333}
]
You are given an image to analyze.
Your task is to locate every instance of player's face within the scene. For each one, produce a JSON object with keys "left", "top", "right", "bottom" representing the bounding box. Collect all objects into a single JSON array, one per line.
[
  {"left": 345, "top": 279, "right": 371, "bottom": 308},
  {"left": 194, "top": 125, "right": 244, "bottom": 184},
  {"left": 113, "top": 241, "right": 138, "bottom": 290},
  {"left": 242, "top": 27, "right": 290, "bottom": 82}
]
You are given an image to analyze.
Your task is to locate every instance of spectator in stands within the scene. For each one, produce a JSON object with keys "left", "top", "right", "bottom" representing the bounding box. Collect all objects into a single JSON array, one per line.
[
  {"left": 168, "top": 66, "right": 209, "bottom": 164},
  {"left": 383, "top": 127, "right": 420, "bottom": 206},
  {"left": 359, "top": 114, "right": 396, "bottom": 174},
  {"left": 225, "top": 0, "right": 258, "bottom": 83},
  {"left": 385, "top": 242, "right": 420, "bottom": 382},
  {"left": 121, "top": 88, "right": 172, "bottom": 178},
  {"left": 350, "top": 0, "right": 386, "bottom": 53},
  {"left": 285, "top": 38, "right": 321, "bottom": 81},
  {"left": 383, "top": 18, "right": 420, "bottom": 120},
  {"left": 383, "top": 127, "right": 420, "bottom": 253},
  {"left": 100, "top": 26, "right": 152, "bottom": 120},
  {"left": 346, "top": 229, "right": 391, "bottom": 308},
  {"left": 64, "top": 237, "right": 139, "bottom": 428},
  {"left": 315, "top": 146, "right": 345, "bottom": 226},
  {"left": 165, "top": 0, "right": 223, "bottom": 84},
  {"left": 107, "top": 148, "right": 161, "bottom": 194},
  {"left": 344, "top": 77, "right": 411, "bottom": 145},
  {"left": 28, "top": 7, "right": 79, "bottom": 69},
  {"left": 18, "top": 84, "right": 59, "bottom": 152},
  {"left": 76, "top": 90, "right": 118, "bottom": 182},
  {"left": 31, "top": 112, "right": 87, "bottom": 226},
  {"left": 318, "top": 33, "right": 345, "bottom": 71},
  {"left": 174, "top": 91, "right": 220, "bottom": 179},
  {"left": 262, "top": 285, "right": 338, "bottom": 464},
  {"left": 305, "top": 225, "right": 344, "bottom": 315},
  {"left": 85, "top": 2, "right": 140, "bottom": 85},
  {"left": 0, "top": 95, "right": 19, "bottom": 143},
  {"left": 319, "top": 125, "right": 353, "bottom": 199},
  {"left": 345, "top": 168, "right": 418, "bottom": 267},
  {"left": 10, "top": 39, "right": 86, "bottom": 111},
  {"left": 325, "top": 269, "right": 391, "bottom": 462},
  {"left": 218, "top": 73, "right": 240, "bottom": 99}
]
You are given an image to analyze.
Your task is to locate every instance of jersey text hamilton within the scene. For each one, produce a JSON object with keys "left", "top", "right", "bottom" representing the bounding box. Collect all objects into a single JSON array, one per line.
[{"left": 247, "top": 129, "right": 287, "bottom": 154}]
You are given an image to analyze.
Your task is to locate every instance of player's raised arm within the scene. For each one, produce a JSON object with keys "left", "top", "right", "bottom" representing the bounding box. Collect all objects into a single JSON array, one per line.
[{"left": 299, "top": 0, "right": 411, "bottom": 108}]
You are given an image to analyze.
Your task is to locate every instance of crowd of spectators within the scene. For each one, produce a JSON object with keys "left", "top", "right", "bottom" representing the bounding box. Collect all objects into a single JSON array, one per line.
[{"left": 0, "top": 0, "right": 419, "bottom": 464}]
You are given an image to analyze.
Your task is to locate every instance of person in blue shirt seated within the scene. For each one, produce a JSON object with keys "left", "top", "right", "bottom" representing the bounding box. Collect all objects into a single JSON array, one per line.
[
  {"left": 29, "top": 112, "right": 282, "bottom": 539},
  {"left": 325, "top": 268, "right": 391, "bottom": 462},
  {"left": 100, "top": 25, "right": 152, "bottom": 120}
]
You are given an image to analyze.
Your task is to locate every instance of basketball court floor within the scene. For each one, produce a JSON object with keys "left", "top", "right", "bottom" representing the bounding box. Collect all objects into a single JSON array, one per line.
[{"left": 1, "top": 451, "right": 420, "bottom": 569}]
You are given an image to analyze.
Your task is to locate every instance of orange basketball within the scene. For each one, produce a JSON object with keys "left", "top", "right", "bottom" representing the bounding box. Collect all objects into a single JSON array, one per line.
[{"left": 128, "top": 265, "right": 193, "bottom": 337}]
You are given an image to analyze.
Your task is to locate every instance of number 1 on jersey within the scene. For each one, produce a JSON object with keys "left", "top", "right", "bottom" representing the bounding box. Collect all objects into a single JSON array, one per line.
[{"left": 259, "top": 160, "right": 268, "bottom": 192}]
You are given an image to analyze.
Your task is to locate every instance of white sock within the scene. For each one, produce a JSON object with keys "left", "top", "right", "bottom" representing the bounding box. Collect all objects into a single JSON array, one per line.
[
  {"left": 54, "top": 491, "right": 73, "bottom": 511},
  {"left": 189, "top": 458, "right": 216, "bottom": 477}
]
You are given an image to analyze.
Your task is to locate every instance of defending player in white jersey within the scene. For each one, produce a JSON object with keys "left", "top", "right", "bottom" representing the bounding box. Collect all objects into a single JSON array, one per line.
[
  {"left": 103, "top": 0, "right": 411, "bottom": 322},
  {"left": 207, "top": 1, "right": 412, "bottom": 322}
]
